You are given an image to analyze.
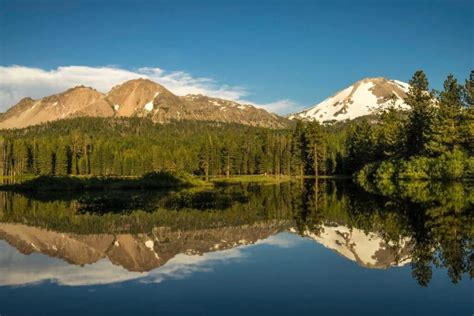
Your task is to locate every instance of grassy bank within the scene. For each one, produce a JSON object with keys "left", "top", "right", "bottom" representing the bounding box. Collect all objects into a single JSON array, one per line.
[
  {"left": 0, "top": 173, "right": 354, "bottom": 192},
  {"left": 0, "top": 171, "right": 208, "bottom": 192},
  {"left": 210, "top": 174, "right": 294, "bottom": 184}
]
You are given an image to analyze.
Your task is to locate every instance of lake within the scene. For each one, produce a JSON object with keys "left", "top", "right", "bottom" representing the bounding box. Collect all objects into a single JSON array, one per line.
[{"left": 0, "top": 179, "right": 472, "bottom": 315}]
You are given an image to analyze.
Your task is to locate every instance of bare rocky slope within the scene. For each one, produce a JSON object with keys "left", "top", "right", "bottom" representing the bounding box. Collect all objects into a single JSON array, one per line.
[{"left": 0, "top": 78, "right": 291, "bottom": 129}]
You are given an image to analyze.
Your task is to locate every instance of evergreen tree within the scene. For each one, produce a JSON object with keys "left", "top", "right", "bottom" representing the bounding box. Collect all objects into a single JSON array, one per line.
[
  {"left": 291, "top": 121, "right": 306, "bottom": 177},
  {"left": 426, "top": 75, "right": 464, "bottom": 155},
  {"left": 304, "top": 121, "right": 325, "bottom": 177},
  {"left": 54, "top": 143, "right": 69, "bottom": 175},
  {"left": 347, "top": 120, "right": 377, "bottom": 171},
  {"left": 460, "top": 78, "right": 474, "bottom": 154},
  {"left": 376, "top": 95, "right": 407, "bottom": 158},
  {"left": 198, "top": 143, "right": 211, "bottom": 180},
  {"left": 405, "top": 70, "right": 434, "bottom": 156}
]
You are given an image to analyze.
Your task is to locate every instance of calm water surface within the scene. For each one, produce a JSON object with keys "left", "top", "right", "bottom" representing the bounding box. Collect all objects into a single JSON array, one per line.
[{"left": 0, "top": 180, "right": 472, "bottom": 315}]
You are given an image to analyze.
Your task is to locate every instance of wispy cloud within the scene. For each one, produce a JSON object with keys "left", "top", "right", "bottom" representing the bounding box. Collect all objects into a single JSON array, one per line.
[
  {"left": 0, "top": 65, "right": 300, "bottom": 114},
  {"left": 247, "top": 99, "right": 304, "bottom": 115}
]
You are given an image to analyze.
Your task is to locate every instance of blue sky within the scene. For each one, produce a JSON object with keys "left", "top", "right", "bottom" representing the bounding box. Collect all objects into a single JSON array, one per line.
[{"left": 0, "top": 0, "right": 472, "bottom": 113}]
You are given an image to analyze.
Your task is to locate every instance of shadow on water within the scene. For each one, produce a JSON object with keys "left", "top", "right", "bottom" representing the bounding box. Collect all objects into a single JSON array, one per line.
[{"left": 0, "top": 178, "right": 471, "bottom": 287}]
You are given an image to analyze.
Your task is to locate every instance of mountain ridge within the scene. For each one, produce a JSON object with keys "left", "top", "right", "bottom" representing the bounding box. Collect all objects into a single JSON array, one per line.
[
  {"left": 0, "top": 76, "right": 411, "bottom": 129},
  {"left": 0, "top": 78, "right": 291, "bottom": 129}
]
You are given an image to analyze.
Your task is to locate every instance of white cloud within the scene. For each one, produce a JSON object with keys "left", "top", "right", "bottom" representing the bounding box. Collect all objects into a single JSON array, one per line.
[
  {"left": 0, "top": 65, "right": 300, "bottom": 114},
  {"left": 245, "top": 99, "right": 304, "bottom": 115}
]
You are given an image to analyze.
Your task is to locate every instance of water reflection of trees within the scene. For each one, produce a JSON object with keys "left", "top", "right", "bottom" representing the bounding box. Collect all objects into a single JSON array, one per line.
[
  {"left": 0, "top": 184, "right": 296, "bottom": 234},
  {"left": 0, "top": 179, "right": 471, "bottom": 286},
  {"left": 293, "top": 179, "right": 472, "bottom": 287}
]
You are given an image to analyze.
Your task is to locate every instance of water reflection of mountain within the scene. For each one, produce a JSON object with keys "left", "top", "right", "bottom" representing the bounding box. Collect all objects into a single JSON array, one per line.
[
  {"left": 0, "top": 221, "right": 289, "bottom": 273},
  {"left": 0, "top": 179, "right": 471, "bottom": 287},
  {"left": 0, "top": 220, "right": 413, "bottom": 276}
]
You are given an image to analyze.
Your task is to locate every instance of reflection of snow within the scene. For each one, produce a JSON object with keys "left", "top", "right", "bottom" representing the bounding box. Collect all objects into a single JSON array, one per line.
[{"left": 302, "top": 224, "right": 411, "bottom": 268}]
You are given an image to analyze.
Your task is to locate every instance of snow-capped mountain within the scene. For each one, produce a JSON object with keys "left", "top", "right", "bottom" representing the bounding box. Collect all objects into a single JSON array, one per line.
[
  {"left": 289, "top": 77, "right": 409, "bottom": 123},
  {"left": 0, "top": 78, "right": 291, "bottom": 129}
]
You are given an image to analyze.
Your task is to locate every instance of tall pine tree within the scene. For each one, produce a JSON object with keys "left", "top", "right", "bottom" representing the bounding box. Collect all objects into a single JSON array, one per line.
[
  {"left": 376, "top": 95, "right": 407, "bottom": 158},
  {"left": 304, "top": 121, "right": 325, "bottom": 177},
  {"left": 460, "top": 77, "right": 474, "bottom": 154},
  {"left": 426, "top": 74, "right": 464, "bottom": 155},
  {"left": 405, "top": 70, "right": 434, "bottom": 156}
]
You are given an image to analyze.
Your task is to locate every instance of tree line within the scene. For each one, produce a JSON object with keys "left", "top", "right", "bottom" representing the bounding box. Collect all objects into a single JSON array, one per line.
[{"left": 0, "top": 118, "right": 348, "bottom": 178}]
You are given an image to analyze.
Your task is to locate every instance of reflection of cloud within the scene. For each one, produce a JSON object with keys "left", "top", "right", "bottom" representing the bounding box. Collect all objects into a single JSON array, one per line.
[
  {"left": 254, "top": 232, "right": 300, "bottom": 248},
  {"left": 0, "top": 233, "right": 301, "bottom": 287},
  {"left": 0, "top": 242, "right": 243, "bottom": 287},
  {"left": 141, "top": 248, "right": 245, "bottom": 284},
  {"left": 0, "top": 65, "right": 299, "bottom": 114},
  {"left": 0, "top": 243, "right": 142, "bottom": 286}
]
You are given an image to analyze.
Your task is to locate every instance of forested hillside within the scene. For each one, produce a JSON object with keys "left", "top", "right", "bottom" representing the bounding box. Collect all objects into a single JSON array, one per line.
[{"left": 0, "top": 118, "right": 349, "bottom": 178}]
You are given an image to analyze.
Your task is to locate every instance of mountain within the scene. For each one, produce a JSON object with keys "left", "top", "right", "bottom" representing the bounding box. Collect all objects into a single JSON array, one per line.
[
  {"left": 289, "top": 77, "right": 409, "bottom": 123},
  {"left": 107, "top": 78, "right": 288, "bottom": 128},
  {"left": 0, "top": 78, "right": 291, "bottom": 129},
  {"left": 0, "top": 86, "right": 107, "bottom": 129}
]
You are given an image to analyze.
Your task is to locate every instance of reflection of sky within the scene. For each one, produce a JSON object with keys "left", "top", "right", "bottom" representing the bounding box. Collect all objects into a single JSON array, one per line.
[
  {"left": 0, "top": 233, "right": 301, "bottom": 287},
  {"left": 1, "top": 233, "right": 472, "bottom": 316}
]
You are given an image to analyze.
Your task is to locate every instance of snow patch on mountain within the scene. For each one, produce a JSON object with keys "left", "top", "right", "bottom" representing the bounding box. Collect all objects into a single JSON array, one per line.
[
  {"left": 144, "top": 101, "right": 154, "bottom": 111},
  {"left": 144, "top": 92, "right": 161, "bottom": 112},
  {"left": 289, "top": 77, "right": 409, "bottom": 123}
]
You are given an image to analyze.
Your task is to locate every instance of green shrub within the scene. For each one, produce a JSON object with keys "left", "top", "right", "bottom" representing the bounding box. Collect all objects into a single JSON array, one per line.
[
  {"left": 374, "top": 178, "right": 398, "bottom": 196},
  {"left": 397, "top": 157, "right": 430, "bottom": 180},
  {"left": 355, "top": 149, "right": 473, "bottom": 183},
  {"left": 429, "top": 149, "right": 466, "bottom": 180},
  {"left": 374, "top": 160, "right": 398, "bottom": 180},
  {"left": 355, "top": 162, "right": 379, "bottom": 184},
  {"left": 465, "top": 156, "right": 474, "bottom": 179}
]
